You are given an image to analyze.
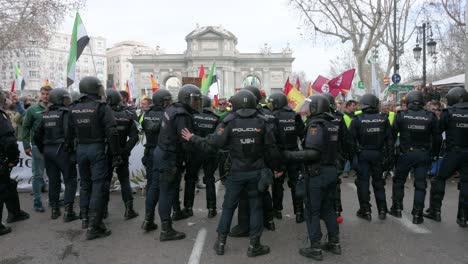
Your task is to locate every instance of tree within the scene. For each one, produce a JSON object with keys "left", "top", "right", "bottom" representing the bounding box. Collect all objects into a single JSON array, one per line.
[
  {"left": 0, "top": 0, "right": 85, "bottom": 51},
  {"left": 290, "top": 0, "right": 396, "bottom": 91}
]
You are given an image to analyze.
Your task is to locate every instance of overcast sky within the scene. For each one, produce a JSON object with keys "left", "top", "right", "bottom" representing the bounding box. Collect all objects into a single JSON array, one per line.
[{"left": 59, "top": 0, "right": 337, "bottom": 82}]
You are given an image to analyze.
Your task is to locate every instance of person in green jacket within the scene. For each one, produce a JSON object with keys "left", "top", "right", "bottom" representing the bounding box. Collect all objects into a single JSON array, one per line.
[{"left": 22, "top": 86, "right": 52, "bottom": 212}]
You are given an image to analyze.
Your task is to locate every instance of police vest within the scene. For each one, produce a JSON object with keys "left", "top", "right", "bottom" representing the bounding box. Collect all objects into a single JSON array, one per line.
[
  {"left": 274, "top": 109, "right": 299, "bottom": 150},
  {"left": 0, "top": 109, "right": 15, "bottom": 139},
  {"left": 70, "top": 100, "right": 105, "bottom": 144},
  {"left": 158, "top": 103, "right": 193, "bottom": 153},
  {"left": 112, "top": 108, "right": 133, "bottom": 148},
  {"left": 42, "top": 108, "right": 68, "bottom": 145},
  {"left": 398, "top": 109, "right": 434, "bottom": 151},
  {"left": 304, "top": 117, "right": 338, "bottom": 165},
  {"left": 224, "top": 114, "right": 267, "bottom": 171},
  {"left": 355, "top": 113, "right": 387, "bottom": 150},
  {"left": 193, "top": 110, "right": 219, "bottom": 138},
  {"left": 388, "top": 111, "right": 396, "bottom": 126},
  {"left": 343, "top": 113, "right": 352, "bottom": 128},
  {"left": 141, "top": 107, "right": 165, "bottom": 148},
  {"left": 445, "top": 106, "right": 468, "bottom": 149}
]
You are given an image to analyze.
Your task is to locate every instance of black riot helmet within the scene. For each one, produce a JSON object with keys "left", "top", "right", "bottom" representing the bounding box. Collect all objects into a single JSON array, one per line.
[
  {"left": 152, "top": 89, "right": 172, "bottom": 108},
  {"left": 360, "top": 93, "right": 380, "bottom": 110},
  {"left": 230, "top": 90, "right": 257, "bottom": 117},
  {"left": 308, "top": 94, "right": 330, "bottom": 117},
  {"left": 48, "top": 88, "right": 71, "bottom": 106},
  {"left": 405, "top": 90, "right": 424, "bottom": 106},
  {"left": 243, "top": 86, "right": 262, "bottom": 104},
  {"left": 105, "top": 89, "right": 122, "bottom": 106},
  {"left": 446, "top": 87, "right": 468, "bottom": 106},
  {"left": 202, "top": 95, "right": 211, "bottom": 109},
  {"left": 267, "top": 92, "right": 289, "bottom": 111},
  {"left": 322, "top": 93, "right": 336, "bottom": 110},
  {"left": 178, "top": 84, "right": 202, "bottom": 112},
  {"left": 79, "top": 76, "right": 105, "bottom": 97},
  {"left": 70, "top": 91, "right": 83, "bottom": 103}
]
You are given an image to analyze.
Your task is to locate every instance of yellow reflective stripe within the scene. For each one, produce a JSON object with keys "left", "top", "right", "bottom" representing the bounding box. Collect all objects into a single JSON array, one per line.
[
  {"left": 343, "top": 114, "right": 352, "bottom": 128},
  {"left": 139, "top": 113, "right": 145, "bottom": 125},
  {"left": 355, "top": 110, "right": 362, "bottom": 115},
  {"left": 388, "top": 111, "right": 395, "bottom": 126}
]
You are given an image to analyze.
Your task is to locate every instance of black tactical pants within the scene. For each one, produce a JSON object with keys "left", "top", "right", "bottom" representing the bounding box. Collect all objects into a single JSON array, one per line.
[
  {"left": 356, "top": 150, "right": 387, "bottom": 211},
  {"left": 184, "top": 155, "right": 218, "bottom": 209},
  {"left": 105, "top": 154, "right": 134, "bottom": 205},
  {"left": 272, "top": 161, "right": 303, "bottom": 214}
]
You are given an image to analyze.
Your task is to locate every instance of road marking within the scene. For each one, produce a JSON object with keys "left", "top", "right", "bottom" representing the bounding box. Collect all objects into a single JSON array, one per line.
[
  {"left": 345, "top": 183, "right": 431, "bottom": 234},
  {"left": 187, "top": 228, "right": 208, "bottom": 264}
]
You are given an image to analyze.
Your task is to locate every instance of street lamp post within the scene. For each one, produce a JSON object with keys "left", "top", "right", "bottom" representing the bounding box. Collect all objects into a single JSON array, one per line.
[{"left": 413, "top": 23, "right": 437, "bottom": 89}]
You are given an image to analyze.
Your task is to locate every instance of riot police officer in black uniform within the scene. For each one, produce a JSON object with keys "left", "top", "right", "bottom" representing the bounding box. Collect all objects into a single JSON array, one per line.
[
  {"left": 104, "top": 89, "right": 139, "bottom": 220},
  {"left": 323, "top": 93, "right": 348, "bottom": 217},
  {"left": 284, "top": 94, "right": 341, "bottom": 261},
  {"left": 180, "top": 89, "right": 282, "bottom": 257},
  {"left": 70, "top": 76, "right": 121, "bottom": 240},
  {"left": 141, "top": 89, "right": 172, "bottom": 232},
  {"left": 267, "top": 92, "right": 305, "bottom": 223},
  {"left": 349, "top": 94, "right": 393, "bottom": 221},
  {"left": 425, "top": 87, "right": 468, "bottom": 227},
  {"left": 34, "top": 88, "right": 79, "bottom": 222},
  {"left": 389, "top": 90, "right": 441, "bottom": 224},
  {"left": 155, "top": 84, "right": 202, "bottom": 241},
  {"left": 0, "top": 90, "right": 29, "bottom": 236},
  {"left": 183, "top": 95, "right": 219, "bottom": 218}
]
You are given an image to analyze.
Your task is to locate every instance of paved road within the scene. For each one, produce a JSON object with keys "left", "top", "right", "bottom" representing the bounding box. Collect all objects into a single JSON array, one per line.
[{"left": 1, "top": 176, "right": 467, "bottom": 264}]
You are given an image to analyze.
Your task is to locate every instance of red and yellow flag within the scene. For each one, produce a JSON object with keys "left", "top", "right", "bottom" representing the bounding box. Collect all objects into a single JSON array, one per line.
[
  {"left": 199, "top": 65, "right": 206, "bottom": 88},
  {"left": 283, "top": 77, "right": 293, "bottom": 95},
  {"left": 125, "top": 81, "right": 132, "bottom": 101},
  {"left": 307, "top": 82, "right": 313, "bottom": 97},
  {"left": 287, "top": 86, "right": 306, "bottom": 111},
  {"left": 150, "top": 74, "right": 159, "bottom": 93}
]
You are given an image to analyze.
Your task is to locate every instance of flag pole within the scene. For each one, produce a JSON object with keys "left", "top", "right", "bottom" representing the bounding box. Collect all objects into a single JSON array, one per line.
[{"left": 88, "top": 43, "right": 98, "bottom": 76}]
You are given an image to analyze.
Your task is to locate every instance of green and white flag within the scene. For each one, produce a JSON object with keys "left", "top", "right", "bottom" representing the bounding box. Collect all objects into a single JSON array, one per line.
[{"left": 67, "top": 12, "right": 90, "bottom": 87}]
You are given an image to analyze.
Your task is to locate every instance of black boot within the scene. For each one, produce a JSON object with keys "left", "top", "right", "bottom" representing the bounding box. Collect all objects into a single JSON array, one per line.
[
  {"left": 389, "top": 202, "right": 403, "bottom": 218},
  {"left": 181, "top": 207, "right": 193, "bottom": 217},
  {"left": 378, "top": 203, "right": 388, "bottom": 220},
  {"left": 51, "top": 203, "right": 61, "bottom": 220},
  {"left": 264, "top": 211, "right": 276, "bottom": 231},
  {"left": 213, "top": 233, "right": 227, "bottom": 255},
  {"left": 160, "top": 221, "right": 185, "bottom": 241},
  {"left": 274, "top": 211, "right": 282, "bottom": 220},
  {"left": 172, "top": 209, "right": 190, "bottom": 221},
  {"left": 6, "top": 210, "right": 29, "bottom": 223},
  {"left": 296, "top": 212, "right": 305, "bottom": 223},
  {"left": 299, "top": 241, "right": 323, "bottom": 261},
  {"left": 457, "top": 208, "right": 467, "bottom": 228},
  {"left": 247, "top": 236, "right": 270, "bottom": 257},
  {"left": 0, "top": 223, "right": 11, "bottom": 236},
  {"left": 102, "top": 206, "right": 109, "bottom": 220},
  {"left": 63, "top": 204, "right": 79, "bottom": 223},
  {"left": 124, "top": 201, "right": 139, "bottom": 220},
  {"left": 141, "top": 212, "right": 158, "bottom": 232},
  {"left": 207, "top": 208, "right": 217, "bottom": 218},
  {"left": 321, "top": 235, "right": 341, "bottom": 255},
  {"left": 229, "top": 225, "right": 249, "bottom": 237},
  {"left": 412, "top": 207, "right": 424, "bottom": 225},
  {"left": 86, "top": 210, "right": 111, "bottom": 240},
  {"left": 80, "top": 208, "right": 89, "bottom": 229},
  {"left": 423, "top": 208, "right": 441, "bottom": 222},
  {"left": 295, "top": 204, "right": 305, "bottom": 223},
  {"left": 356, "top": 207, "right": 372, "bottom": 221}
]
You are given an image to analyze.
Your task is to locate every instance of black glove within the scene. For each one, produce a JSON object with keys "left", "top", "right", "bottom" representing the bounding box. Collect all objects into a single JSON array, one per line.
[{"left": 258, "top": 168, "right": 273, "bottom": 192}]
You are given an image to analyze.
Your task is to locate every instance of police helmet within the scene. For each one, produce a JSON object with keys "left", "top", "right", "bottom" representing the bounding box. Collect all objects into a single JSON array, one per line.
[
  {"left": 322, "top": 93, "right": 336, "bottom": 110},
  {"left": 79, "top": 76, "right": 105, "bottom": 97},
  {"left": 178, "top": 84, "right": 202, "bottom": 112},
  {"left": 267, "top": 92, "right": 289, "bottom": 111},
  {"left": 70, "top": 91, "right": 83, "bottom": 102},
  {"left": 308, "top": 94, "right": 330, "bottom": 116},
  {"left": 105, "top": 89, "right": 122, "bottom": 106},
  {"left": 48, "top": 88, "right": 71, "bottom": 106},
  {"left": 360, "top": 93, "right": 380, "bottom": 110},
  {"left": 231, "top": 90, "right": 257, "bottom": 117},
  {"left": 243, "top": 86, "right": 262, "bottom": 104},
  {"left": 152, "top": 89, "right": 172, "bottom": 108},
  {"left": 202, "top": 95, "right": 211, "bottom": 109},
  {"left": 446, "top": 87, "right": 467, "bottom": 106},
  {"left": 405, "top": 90, "right": 424, "bottom": 106}
]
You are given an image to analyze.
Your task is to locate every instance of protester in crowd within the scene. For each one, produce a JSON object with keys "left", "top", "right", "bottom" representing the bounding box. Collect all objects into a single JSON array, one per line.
[{"left": 139, "top": 97, "right": 152, "bottom": 112}]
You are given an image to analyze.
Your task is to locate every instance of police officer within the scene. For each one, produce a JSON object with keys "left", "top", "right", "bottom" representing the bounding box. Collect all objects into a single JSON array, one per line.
[
  {"left": 425, "top": 87, "right": 468, "bottom": 227},
  {"left": 34, "top": 89, "right": 79, "bottom": 222},
  {"left": 183, "top": 95, "right": 219, "bottom": 218},
  {"left": 0, "top": 90, "right": 29, "bottom": 236},
  {"left": 104, "top": 89, "right": 139, "bottom": 220},
  {"left": 180, "top": 89, "right": 282, "bottom": 257},
  {"left": 155, "top": 84, "right": 202, "bottom": 241},
  {"left": 389, "top": 90, "right": 441, "bottom": 224},
  {"left": 229, "top": 86, "right": 276, "bottom": 237},
  {"left": 349, "top": 94, "right": 393, "bottom": 221},
  {"left": 322, "top": 93, "right": 348, "bottom": 217},
  {"left": 284, "top": 94, "right": 341, "bottom": 261},
  {"left": 141, "top": 89, "right": 172, "bottom": 232},
  {"left": 70, "top": 76, "right": 121, "bottom": 240},
  {"left": 267, "top": 92, "right": 305, "bottom": 223}
]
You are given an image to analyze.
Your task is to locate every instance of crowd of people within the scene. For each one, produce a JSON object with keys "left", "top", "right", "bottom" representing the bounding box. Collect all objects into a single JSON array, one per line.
[{"left": 0, "top": 77, "right": 467, "bottom": 260}]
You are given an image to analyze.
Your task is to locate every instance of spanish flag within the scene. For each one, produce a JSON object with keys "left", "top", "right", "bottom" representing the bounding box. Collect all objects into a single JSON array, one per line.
[
  {"left": 125, "top": 80, "right": 132, "bottom": 101},
  {"left": 287, "top": 86, "right": 306, "bottom": 111},
  {"left": 150, "top": 74, "right": 159, "bottom": 93},
  {"left": 307, "top": 82, "right": 313, "bottom": 97}
]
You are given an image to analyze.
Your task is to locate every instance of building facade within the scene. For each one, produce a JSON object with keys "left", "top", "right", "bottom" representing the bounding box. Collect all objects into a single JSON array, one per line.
[
  {"left": 130, "top": 26, "right": 294, "bottom": 98},
  {"left": 0, "top": 32, "right": 107, "bottom": 94}
]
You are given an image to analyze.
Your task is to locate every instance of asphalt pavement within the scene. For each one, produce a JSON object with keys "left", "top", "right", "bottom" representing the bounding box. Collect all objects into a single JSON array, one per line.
[{"left": 1, "top": 175, "right": 467, "bottom": 264}]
